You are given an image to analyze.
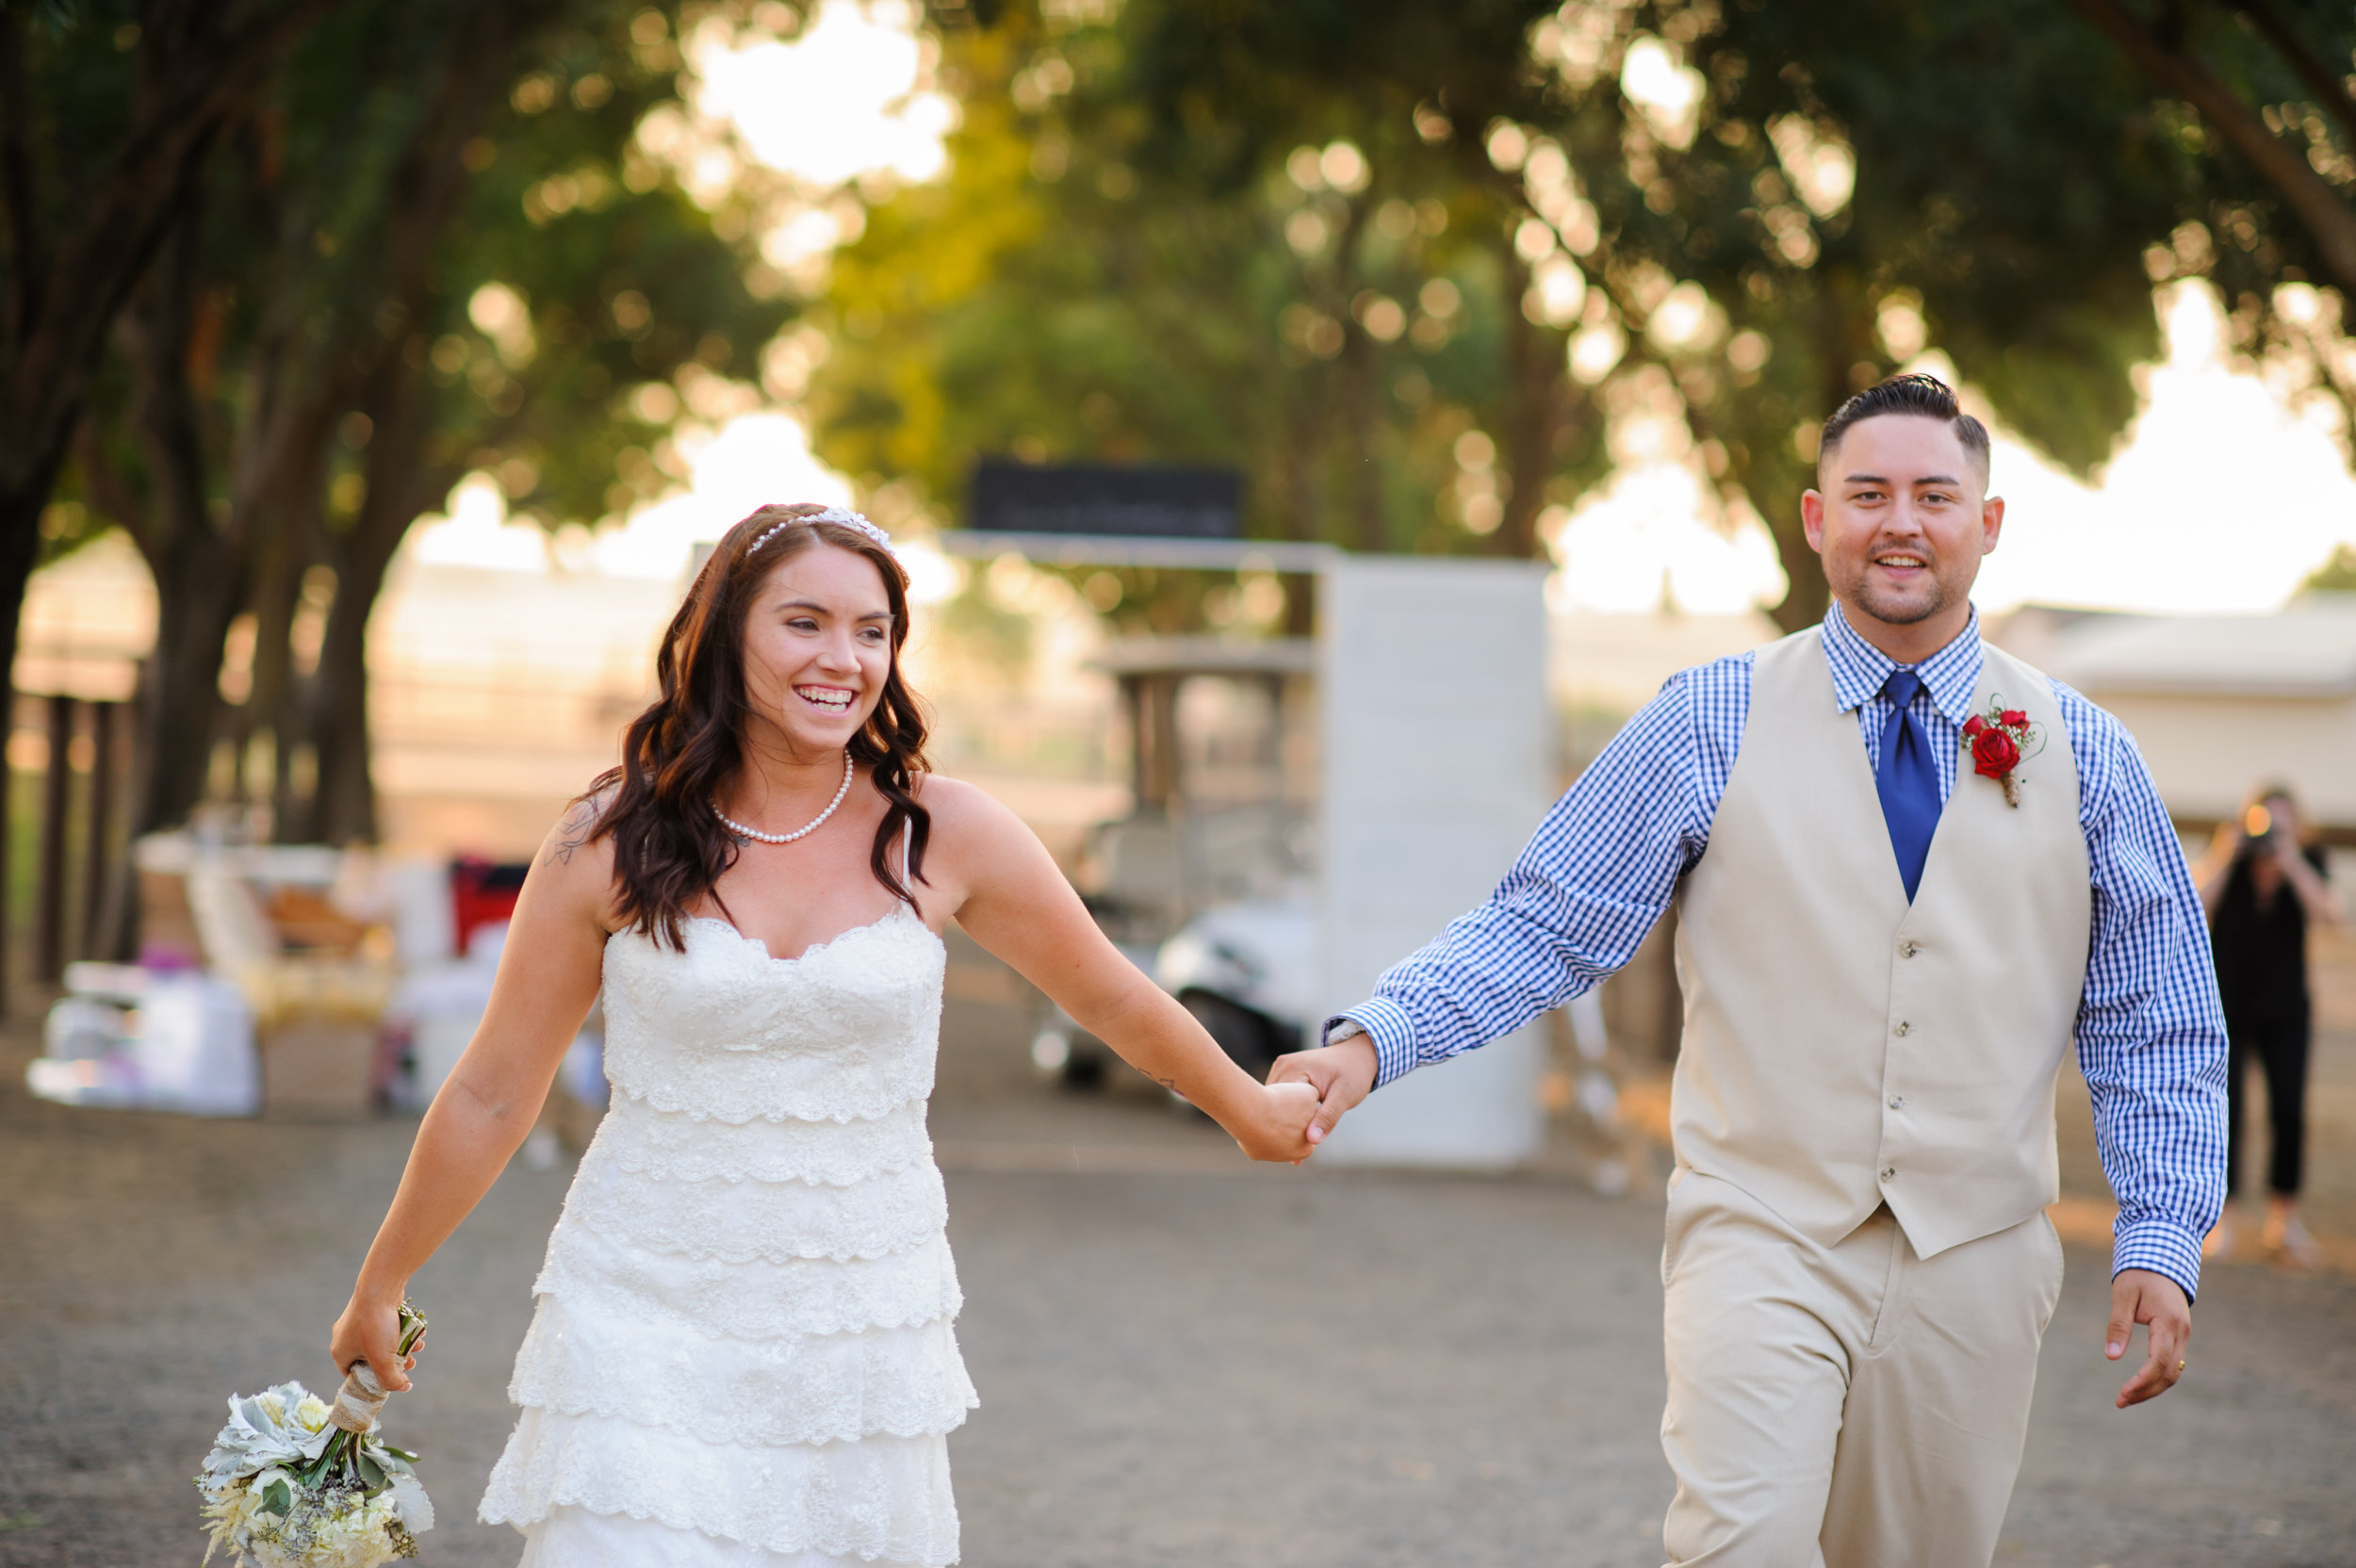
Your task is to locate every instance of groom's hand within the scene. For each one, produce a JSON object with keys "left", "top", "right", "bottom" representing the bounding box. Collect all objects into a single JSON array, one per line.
[
  {"left": 1267, "top": 1035, "right": 1377, "bottom": 1152},
  {"left": 2105, "top": 1268, "right": 2191, "bottom": 1409}
]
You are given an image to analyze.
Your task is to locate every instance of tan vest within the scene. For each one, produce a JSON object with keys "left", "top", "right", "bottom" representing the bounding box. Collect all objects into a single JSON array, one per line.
[{"left": 1669, "top": 627, "right": 2092, "bottom": 1258}]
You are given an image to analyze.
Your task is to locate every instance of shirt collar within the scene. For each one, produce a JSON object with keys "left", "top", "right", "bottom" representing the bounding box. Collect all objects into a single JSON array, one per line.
[{"left": 1821, "top": 600, "right": 1983, "bottom": 723}]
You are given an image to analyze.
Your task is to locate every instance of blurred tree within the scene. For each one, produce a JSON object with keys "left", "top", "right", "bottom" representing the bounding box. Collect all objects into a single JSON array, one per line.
[
  {"left": 64, "top": 0, "right": 791, "bottom": 856},
  {"left": 817, "top": 0, "right": 1613, "bottom": 640},
  {"left": 0, "top": 0, "right": 335, "bottom": 743},
  {"left": 2303, "top": 540, "right": 2356, "bottom": 590},
  {"left": 1629, "top": 0, "right": 2356, "bottom": 625},
  {"left": 76, "top": 0, "right": 578, "bottom": 850},
  {"left": 834, "top": 0, "right": 2355, "bottom": 634},
  {"left": 2071, "top": 0, "right": 2356, "bottom": 293},
  {"left": 1642, "top": 2, "right": 2204, "bottom": 627},
  {"left": 275, "top": 0, "right": 792, "bottom": 844}
]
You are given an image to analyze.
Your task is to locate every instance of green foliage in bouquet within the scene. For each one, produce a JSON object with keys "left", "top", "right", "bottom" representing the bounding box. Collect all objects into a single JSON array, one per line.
[{"left": 197, "top": 1303, "right": 434, "bottom": 1568}]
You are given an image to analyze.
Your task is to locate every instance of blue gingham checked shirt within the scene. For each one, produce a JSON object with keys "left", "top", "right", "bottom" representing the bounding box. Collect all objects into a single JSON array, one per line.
[{"left": 1334, "top": 603, "right": 2229, "bottom": 1298}]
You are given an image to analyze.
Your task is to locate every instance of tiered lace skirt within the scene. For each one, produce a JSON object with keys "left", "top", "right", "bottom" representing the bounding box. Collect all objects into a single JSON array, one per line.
[{"left": 480, "top": 1080, "right": 974, "bottom": 1565}]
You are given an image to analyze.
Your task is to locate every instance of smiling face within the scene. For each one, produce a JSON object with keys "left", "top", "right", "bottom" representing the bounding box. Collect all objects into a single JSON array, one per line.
[
  {"left": 1801, "top": 413, "right": 2004, "bottom": 662},
  {"left": 739, "top": 541, "right": 895, "bottom": 758}
]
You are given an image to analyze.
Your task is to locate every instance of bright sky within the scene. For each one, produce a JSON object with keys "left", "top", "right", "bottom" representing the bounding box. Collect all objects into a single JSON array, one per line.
[
  {"left": 695, "top": 0, "right": 951, "bottom": 188},
  {"left": 404, "top": 1, "right": 2356, "bottom": 623},
  {"left": 1557, "top": 283, "right": 2356, "bottom": 616},
  {"left": 407, "top": 1, "right": 949, "bottom": 591}
]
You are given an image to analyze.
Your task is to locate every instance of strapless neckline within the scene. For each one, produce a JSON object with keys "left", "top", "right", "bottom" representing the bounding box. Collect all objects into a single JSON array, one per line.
[{"left": 678, "top": 905, "right": 941, "bottom": 967}]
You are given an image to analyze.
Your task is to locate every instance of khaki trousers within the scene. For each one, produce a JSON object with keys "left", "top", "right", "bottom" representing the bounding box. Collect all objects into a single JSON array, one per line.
[{"left": 1658, "top": 1172, "right": 2065, "bottom": 1567}]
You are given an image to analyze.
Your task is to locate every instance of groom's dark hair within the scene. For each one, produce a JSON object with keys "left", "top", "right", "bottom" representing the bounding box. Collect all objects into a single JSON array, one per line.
[{"left": 1819, "top": 372, "right": 1990, "bottom": 483}]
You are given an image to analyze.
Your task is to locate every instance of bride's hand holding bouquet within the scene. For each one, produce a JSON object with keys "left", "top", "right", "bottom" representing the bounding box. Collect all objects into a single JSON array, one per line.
[
  {"left": 198, "top": 1302, "right": 433, "bottom": 1567},
  {"left": 328, "top": 1281, "right": 426, "bottom": 1401}
]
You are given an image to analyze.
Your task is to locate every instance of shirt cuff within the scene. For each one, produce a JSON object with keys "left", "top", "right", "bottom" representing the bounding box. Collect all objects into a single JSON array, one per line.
[
  {"left": 1323, "top": 998, "right": 1416, "bottom": 1088},
  {"left": 2111, "top": 1214, "right": 2204, "bottom": 1302}
]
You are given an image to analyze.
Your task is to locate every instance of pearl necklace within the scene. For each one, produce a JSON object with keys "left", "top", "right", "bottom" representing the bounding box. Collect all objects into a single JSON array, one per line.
[{"left": 713, "top": 752, "right": 855, "bottom": 844}]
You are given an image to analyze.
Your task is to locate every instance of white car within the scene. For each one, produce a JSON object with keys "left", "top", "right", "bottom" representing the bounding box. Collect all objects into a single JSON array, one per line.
[
  {"left": 1153, "top": 895, "right": 1317, "bottom": 1079},
  {"left": 1028, "top": 895, "right": 1317, "bottom": 1087}
]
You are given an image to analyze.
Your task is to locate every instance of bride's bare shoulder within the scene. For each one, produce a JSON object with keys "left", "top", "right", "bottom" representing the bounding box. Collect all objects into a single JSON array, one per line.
[
  {"left": 532, "top": 783, "right": 622, "bottom": 904},
  {"left": 909, "top": 775, "right": 1029, "bottom": 847}
]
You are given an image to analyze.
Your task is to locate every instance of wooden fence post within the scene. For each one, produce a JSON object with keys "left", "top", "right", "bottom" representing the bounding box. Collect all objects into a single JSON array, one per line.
[
  {"left": 36, "top": 693, "right": 74, "bottom": 982},
  {"left": 81, "top": 701, "right": 118, "bottom": 962}
]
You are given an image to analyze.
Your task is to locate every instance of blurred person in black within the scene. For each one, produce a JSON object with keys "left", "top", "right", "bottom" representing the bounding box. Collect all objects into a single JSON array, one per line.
[{"left": 2194, "top": 783, "right": 2337, "bottom": 1266}]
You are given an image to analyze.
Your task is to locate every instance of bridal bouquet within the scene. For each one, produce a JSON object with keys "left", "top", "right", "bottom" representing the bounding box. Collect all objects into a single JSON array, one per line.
[{"left": 197, "top": 1301, "right": 434, "bottom": 1567}]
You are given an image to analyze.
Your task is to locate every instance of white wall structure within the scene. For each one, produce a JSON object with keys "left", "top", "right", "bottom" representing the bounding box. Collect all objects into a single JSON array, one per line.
[
  {"left": 2019, "top": 597, "right": 2356, "bottom": 829},
  {"left": 1316, "top": 557, "right": 1555, "bottom": 1168}
]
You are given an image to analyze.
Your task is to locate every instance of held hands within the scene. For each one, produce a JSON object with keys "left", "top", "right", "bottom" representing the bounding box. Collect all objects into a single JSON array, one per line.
[
  {"left": 2105, "top": 1268, "right": 2191, "bottom": 1408},
  {"left": 1230, "top": 1078, "right": 1322, "bottom": 1163},
  {"left": 330, "top": 1291, "right": 418, "bottom": 1396},
  {"left": 1266, "top": 1034, "right": 1379, "bottom": 1154}
]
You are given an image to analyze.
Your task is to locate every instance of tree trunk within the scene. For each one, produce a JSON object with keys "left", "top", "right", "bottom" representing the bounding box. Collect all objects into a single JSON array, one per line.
[
  {"left": 1761, "top": 498, "right": 1830, "bottom": 634},
  {"left": 131, "top": 530, "right": 249, "bottom": 835},
  {"left": 239, "top": 412, "right": 329, "bottom": 821},
  {"left": 1272, "top": 397, "right": 1322, "bottom": 632},
  {"left": 1755, "top": 283, "right": 1876, "bottom": 634},
  {"left": 120, "top": 208, "right": 262, "bottom": 837},
  {"left": 302, "top": 551, "right": 377, "bottom": 845},
  {"left": 1317, "top": 197, "right": 1387, "bottom": 554},
  {"left": 1497, "top": 246, "right": 1563, "bottom": 562},
  {"left": 1339, "top": 329, "right": 1387, "bottom": 552},
  {"left": 302, "top": 326, "right": 445, "bottom": 844}
]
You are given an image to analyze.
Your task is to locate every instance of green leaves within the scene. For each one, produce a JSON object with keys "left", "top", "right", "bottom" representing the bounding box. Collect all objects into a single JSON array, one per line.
[
  {"left": 834, "top": 0, "right": 2354, "bottom": 626},
  {"left": 394, "top": 1299, "right": 429, "bottom": 1359},
  {"left": 817, "top": 0, "right": 1579, "bottom": 600}
]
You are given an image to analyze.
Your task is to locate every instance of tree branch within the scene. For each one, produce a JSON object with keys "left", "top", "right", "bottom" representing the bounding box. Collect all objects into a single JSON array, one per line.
[
  {"left": 2072, "top": 0, "right": 2356, "bottom": 294},
  {"left": 2227, "top": 1, "right": 2356, "bottom": 147}
]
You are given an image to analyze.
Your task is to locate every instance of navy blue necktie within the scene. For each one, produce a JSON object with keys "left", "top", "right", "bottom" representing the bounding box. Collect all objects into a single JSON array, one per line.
[{"left": 1875, "top": 670, "right": 1940, "bottom": 902}]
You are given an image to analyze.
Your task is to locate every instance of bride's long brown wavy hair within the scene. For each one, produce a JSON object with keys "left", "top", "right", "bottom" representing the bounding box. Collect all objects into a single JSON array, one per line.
[{"left": 587, "top": 502, "right": 931, "bottom": 950}]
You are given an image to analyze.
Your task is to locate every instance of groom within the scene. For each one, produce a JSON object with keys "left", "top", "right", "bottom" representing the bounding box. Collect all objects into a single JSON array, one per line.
[{"left": 1274, "top": 373, "right": 2227, "bottom": 1565}]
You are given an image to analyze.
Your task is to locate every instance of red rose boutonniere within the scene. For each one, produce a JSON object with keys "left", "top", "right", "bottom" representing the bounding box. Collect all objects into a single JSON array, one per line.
[{"left": 1960, "top": 698, "right": 2043, "bottom": 808}]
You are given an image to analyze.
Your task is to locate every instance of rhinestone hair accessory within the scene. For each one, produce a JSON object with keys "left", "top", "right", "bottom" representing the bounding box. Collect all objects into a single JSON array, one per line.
[{"left": 747, "top": 505, "right": 892, "bottom": 556}]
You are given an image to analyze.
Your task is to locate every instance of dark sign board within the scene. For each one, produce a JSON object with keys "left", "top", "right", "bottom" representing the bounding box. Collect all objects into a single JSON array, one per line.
[{"left": 969, "top": 462, "right": 1241, "bottom": 539}]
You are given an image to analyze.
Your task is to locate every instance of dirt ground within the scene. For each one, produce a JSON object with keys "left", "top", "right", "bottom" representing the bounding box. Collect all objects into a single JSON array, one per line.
[{"left": 4, "top": 947, "right": 2353, "bottom": 1568}]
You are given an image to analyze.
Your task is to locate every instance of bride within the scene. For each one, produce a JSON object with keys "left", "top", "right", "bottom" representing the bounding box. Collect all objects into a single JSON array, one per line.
[{"left": 330, "top": 501, "right": 1319, "bottom": 1566}]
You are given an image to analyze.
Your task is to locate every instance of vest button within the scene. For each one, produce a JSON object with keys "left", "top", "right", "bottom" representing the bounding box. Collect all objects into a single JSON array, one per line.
[
  {"left": 1888, "top": 1095, "right": 1906, "bottom": 1110},
  {"left": 1881, "top": 1167, "right": 1898, "bottom": 1181},
  {"left": 1898, "top": 940, "right": 1920, "bottom": 957},
  {"left": 1893, "top": 1021, "right": 1912, "bottom": 1037}
]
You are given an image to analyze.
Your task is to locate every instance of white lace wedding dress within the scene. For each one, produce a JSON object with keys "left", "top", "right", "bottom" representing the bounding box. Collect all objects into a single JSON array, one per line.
[{"left": 479, "top": 903, "right": 974, "bottom": 1565}]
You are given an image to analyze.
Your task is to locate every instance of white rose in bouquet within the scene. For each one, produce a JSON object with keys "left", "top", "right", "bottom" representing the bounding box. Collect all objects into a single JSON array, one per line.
[{"left": 197, "top": 1302, "right": 434, "bottom": 1568}]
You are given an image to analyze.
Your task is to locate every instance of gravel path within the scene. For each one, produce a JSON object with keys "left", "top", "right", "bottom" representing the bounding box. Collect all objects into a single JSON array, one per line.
[{"left": 4, "top": 1002, "right": 2352, "bottom": 1568}]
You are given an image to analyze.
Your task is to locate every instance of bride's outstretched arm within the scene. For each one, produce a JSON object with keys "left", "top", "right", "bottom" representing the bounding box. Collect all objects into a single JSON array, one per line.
[
  {"left": 329, "top": 798, "right": 614, "bottom": 1394},
  {"left": 922, "top": 778, "right": 1317, "bottom": 1163}
]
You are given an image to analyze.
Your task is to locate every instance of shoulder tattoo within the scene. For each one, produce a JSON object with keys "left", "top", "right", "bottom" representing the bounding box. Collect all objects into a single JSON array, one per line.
[{"left": 548, "top": 793, "right": 607, "bottom": 866}]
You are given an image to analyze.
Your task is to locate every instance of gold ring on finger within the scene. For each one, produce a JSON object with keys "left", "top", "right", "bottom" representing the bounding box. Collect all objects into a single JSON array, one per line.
[{"left": 2176, "top": 1360, "right": 2186, "bottom": 1371}]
